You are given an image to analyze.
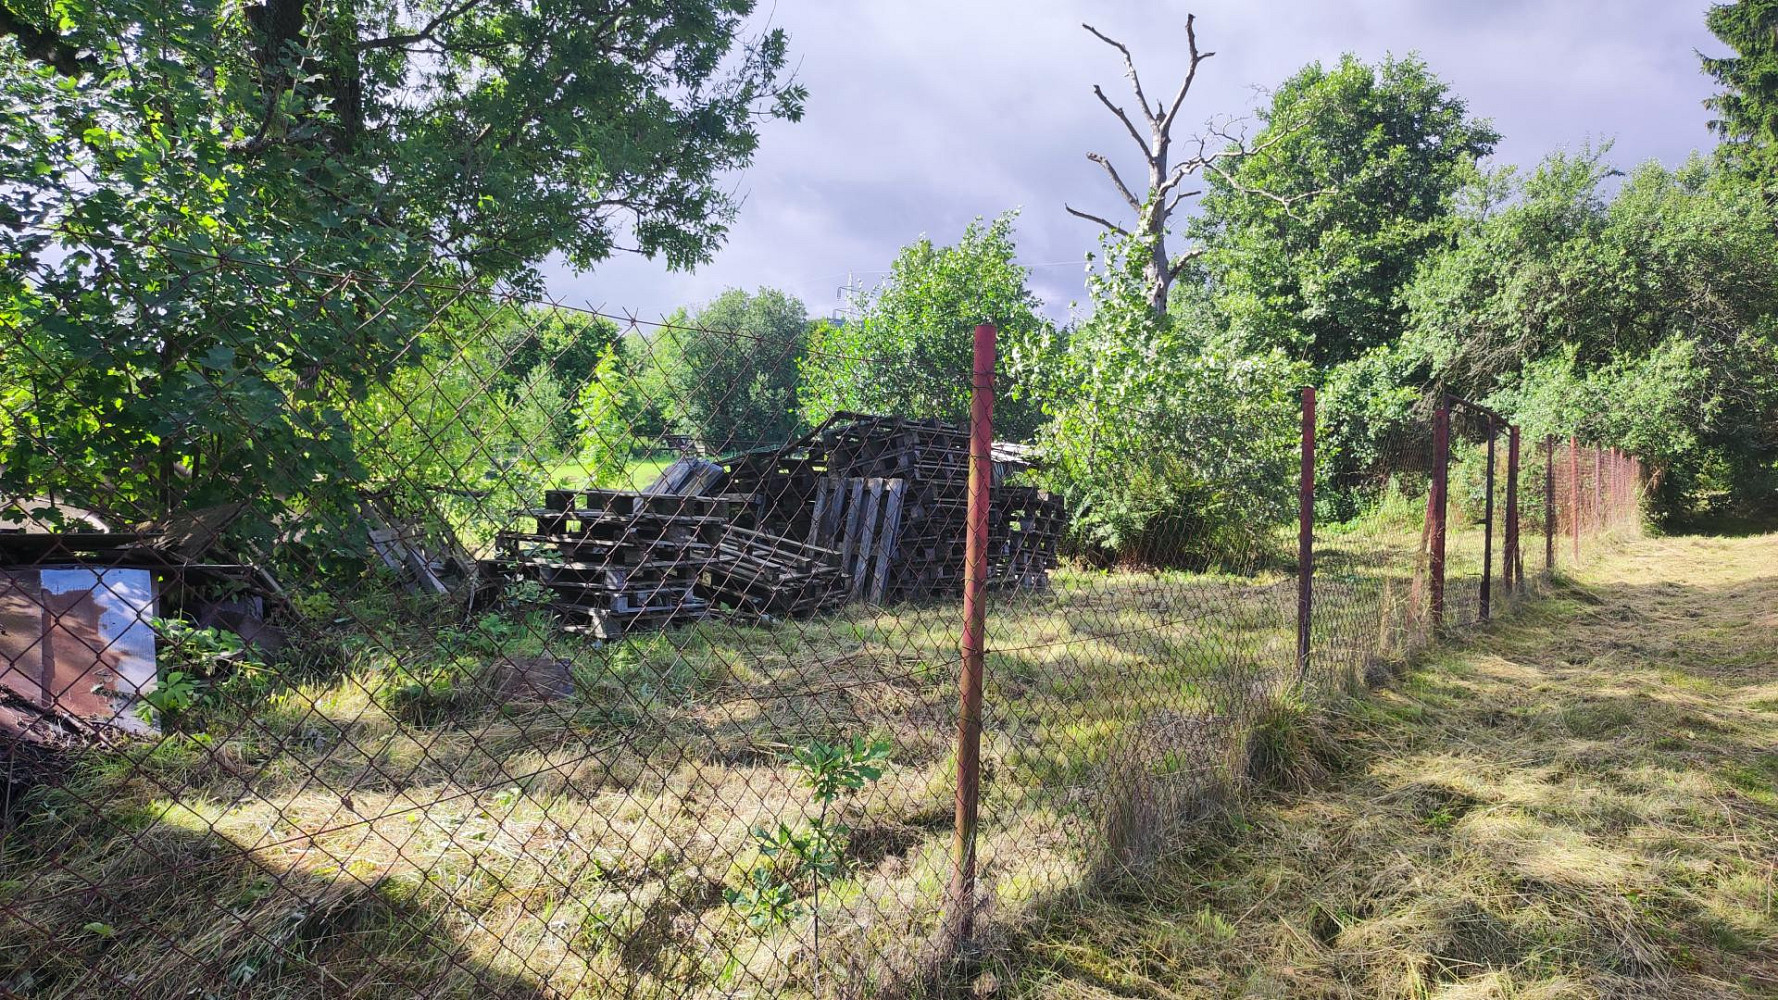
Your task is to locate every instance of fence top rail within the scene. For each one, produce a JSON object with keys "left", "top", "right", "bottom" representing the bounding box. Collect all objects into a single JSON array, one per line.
[{"left": 1443, "top": 393, "right": 1509, "bottom": 425}]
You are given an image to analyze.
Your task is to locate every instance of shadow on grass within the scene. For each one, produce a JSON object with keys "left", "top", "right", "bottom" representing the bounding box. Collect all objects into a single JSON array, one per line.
[{"left": 0, "top": 771, "right": 560, "bottom": 999}]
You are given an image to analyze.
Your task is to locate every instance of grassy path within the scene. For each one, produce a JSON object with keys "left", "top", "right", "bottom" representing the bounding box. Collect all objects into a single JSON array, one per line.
[{"left": 993, "top": 534, "right": 1778, "bottom": 999}]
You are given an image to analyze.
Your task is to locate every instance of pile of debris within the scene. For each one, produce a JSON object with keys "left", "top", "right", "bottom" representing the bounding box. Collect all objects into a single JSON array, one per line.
[
  {"left": 488, "top": 412, "right": 1070, "bottom": 637},
  {"left": 491, "top": 490, "right": 729, "bottom": 638}
]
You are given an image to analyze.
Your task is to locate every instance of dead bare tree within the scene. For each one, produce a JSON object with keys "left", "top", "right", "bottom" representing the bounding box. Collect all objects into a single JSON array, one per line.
[
  {"left": 1069, "top": 15, "right": 1300, "bottom": 321},
  {"left": 1066, "top": 16, "right": 1216, "bottom": 319}
]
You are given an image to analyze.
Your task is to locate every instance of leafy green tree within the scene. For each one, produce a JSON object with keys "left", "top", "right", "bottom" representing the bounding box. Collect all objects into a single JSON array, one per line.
[
  {"left": 0, "top": 0, "right": 803, "bottom": 516},
  {"left": 645, "top": 288, "right": 808, "bottom": 451},
  {"left": 351, "top": 308, "right": 566, "bottom": 530},
  {"left": 1313, "top": 344, "right": 1426, "bottom": 518},
  {"left": 1194, "top": 54, "right": 1499, "bottom": 368},
  {"left": 1400, "top": 151, "right": 1778, "bottom": 516},
  {"left": 494, "top": 308, "right": 624, "bottom": 399},
  {"left": 1702, "top": 0, "right": 1778, "bottom": 195},
  {"left": 798, "top": 213, "right": 1053, "bottom": 438},
  {"left": 1035, "top": 233, "right": 1307, "bottom": 565}
]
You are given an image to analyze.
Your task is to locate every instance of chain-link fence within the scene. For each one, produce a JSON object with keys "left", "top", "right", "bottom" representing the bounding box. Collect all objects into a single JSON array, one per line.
[{"left": 1, "top": 241, "right": 1644, "bottom": 998}]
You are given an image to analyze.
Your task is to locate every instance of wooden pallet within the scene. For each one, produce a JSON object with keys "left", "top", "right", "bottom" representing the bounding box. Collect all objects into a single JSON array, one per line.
[
  {"left": 809, "top": 476, "right": 907, "bottom": 604},
  {"left": 704, "top": 525, "right": 848, "bottom": 616},
  {"left": 492, "top": 488, "right": 728, "bottom": 637},
  {"left": 988, "top": 486, "right": 1065, "bottom": 591}
]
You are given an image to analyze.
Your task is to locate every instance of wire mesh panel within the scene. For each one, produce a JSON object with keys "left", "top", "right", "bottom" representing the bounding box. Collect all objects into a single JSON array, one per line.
[
  {"left": 969, "top": 347, "right": 1302, "bottom": 928},
  {"left": 0, "top": 233, "right": 1652, "bottom": 998},
  {"left": 0, "top": 239, "right": 985, "bottom": 998},
  {"left": 1307, "top": 402, "right": 1442, "bottom": 690}
]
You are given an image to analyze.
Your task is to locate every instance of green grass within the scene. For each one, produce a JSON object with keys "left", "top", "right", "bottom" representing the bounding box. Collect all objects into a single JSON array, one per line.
[
  {"left": 984, "top": 532, "right": 1778, "bottom": 999},
  {"left": 0, "top": 508, "right": 1631, "bottom": 999},
  {"left": 540, "top": 452, "right": 678, "bottom": 491}
]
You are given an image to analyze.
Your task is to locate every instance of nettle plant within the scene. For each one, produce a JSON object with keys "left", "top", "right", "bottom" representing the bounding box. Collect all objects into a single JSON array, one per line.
[
  {"left": 727, "top": 736, "right": 890, "bottom": 931},
  {"left": 140, "top": 617, "right": 266, "bottom": 726}
]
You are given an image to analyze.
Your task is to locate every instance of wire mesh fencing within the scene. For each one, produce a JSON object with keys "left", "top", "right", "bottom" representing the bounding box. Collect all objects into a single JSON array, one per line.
[{"left": 1, "top": 241, "right": 1645, "bottom": 998}]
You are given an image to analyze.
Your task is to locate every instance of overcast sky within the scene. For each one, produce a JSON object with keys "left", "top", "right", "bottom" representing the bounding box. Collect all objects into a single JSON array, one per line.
[{"left": 545, "top": 0, "right": 1729, "bottom": 325}]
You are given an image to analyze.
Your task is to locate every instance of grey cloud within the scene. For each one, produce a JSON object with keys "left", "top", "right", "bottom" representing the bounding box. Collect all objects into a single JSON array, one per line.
[{"left": 545, "top": 0, "right": 1726, "bottom": 324}]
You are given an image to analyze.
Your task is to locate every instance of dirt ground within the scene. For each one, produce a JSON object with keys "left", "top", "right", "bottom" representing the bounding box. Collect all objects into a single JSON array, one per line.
[{"left": 992, "top": 533, "right": 1778, "bottom": 999}]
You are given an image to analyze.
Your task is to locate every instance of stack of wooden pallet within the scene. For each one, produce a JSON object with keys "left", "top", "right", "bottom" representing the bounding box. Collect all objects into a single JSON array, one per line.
[
  {"left": 988, "top": 486, "right": 1066, "bottom": 591},
  {"left": 491, "top": 489, "right": 728, "bottom": 637},
  {"left": 704, "top": 525, "right": 848, "bottom": 616},
  {"left": 721, "top": 444, "right": 828, "bottom": 538},
  {"left": 808, "top": 415, "right": 972, "bottom": 602}
]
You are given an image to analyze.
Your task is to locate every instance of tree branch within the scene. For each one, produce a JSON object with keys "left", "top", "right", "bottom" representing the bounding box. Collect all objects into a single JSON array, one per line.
[
  {"left": 1159, "top": 14, "right": 1214, "bottom": 131},
  {"left": 1086, "top": 152, "right": 1143, "bottom": 211},
  {"left": 1166, "top": 246, "right": 1206, "bottom": 281},
  {"left": 1091, "top": 85, "right": 1153, "bottom": 158},
  {"left": 1082, "top": 23, "right": 1156, "bottom": 128},
  {"left": 1164, "top": 187, "right": 1203, "bottom": 215},
  {"left": 1065, "top": 204, "right": 1131, "bottom": 237},
  {"left": 1201, "top": 158, "right": 1330, "bottom": 215},
  {"left": 357, "top": 0, "right": 488, "bottom": 51}
]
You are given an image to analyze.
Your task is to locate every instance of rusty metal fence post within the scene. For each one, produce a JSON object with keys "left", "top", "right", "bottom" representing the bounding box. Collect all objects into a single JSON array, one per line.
[
  {"left": 1480, "top": 422, "right": 1497, "bottom": 621},
  {"left": 945, "top": 322, "right": 996, "bottom": 952},
  {"left": 1504, "top": 426, "right": 1520, "bottom": 595},
  {"left": 1296, "top": 386, "right": 1315, "bottom": 685},
  {"left": 1429, "top": 400, "right": 1451, "bottom": 626},
  {"left": 1545, "top": 435, "right": 1556, "bottom": 573},
  {"left": 1569, "top": 435, "right": 1581, "bottom": 565},
  {"left": 1600, "top": 441, "right": 1614, "bottom": 530}
]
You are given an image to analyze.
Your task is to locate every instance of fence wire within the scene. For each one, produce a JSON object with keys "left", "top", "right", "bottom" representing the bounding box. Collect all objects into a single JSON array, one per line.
[{"left": 0, "top": 240, "right": 1644, "bottom": 998}]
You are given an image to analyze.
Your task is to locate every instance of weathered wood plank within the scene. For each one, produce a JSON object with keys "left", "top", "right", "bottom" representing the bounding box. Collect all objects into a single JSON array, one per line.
[
  {"left": 851, "top": 478, "right": 883, "bottom": 600},
  {"left": 868, "top": 478, "right": 905, "bottom": 603}
]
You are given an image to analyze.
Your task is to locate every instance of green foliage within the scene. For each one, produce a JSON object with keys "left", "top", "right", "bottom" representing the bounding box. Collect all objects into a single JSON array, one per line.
[
  {"left": 726, "top": 736, "right": 889, "bottom": 931},
  {"left": 0, "top": 0, "right": 801, "bottom": 516},
  {"left": 1402, "top": 149, "right": 1778, "bottom": 516},
  {"left": 724, "top": 865, "right": 804, "bottom": 932},
  {"left": 569, "top": 345, "right": 643, "bottom": 488},
  {"left": 351, "top": 307, "right": 566, "bottom": 515},
  {"left": 789, "top": 735, "right": 890, "bottom": 803},
  {"left": 493, "top": 309, "right": 623, "bottom": 399},
  {"left": 646, "top": 288, "right": 809, "bottom": 450},
  {"left": 138, "top": 670, "right": 202, "bottom": 724},
  {"left": 798, "top": 212, "right": 1054, "bottom": 438},
  {"left": 144, "top": 617, "right": 271, "bottom": 726},
  {"left": 1035, "top": 234, "right": 1307, "bottom": 566},
  {"left": 1703, "top": 0, "right": 1778, "bottom": 195},
  {"left": 154, "top": 616, "right": 243, "bottom": 663},
  {"left": 1194, "top": 54, "right": 1499, "bottom": 368},
  {"left": 1316, "top": 345, "right": 1427, "bottom": 517}
]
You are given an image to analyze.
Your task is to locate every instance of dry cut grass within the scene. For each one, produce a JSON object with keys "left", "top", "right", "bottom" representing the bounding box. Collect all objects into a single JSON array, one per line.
[
  {"left": 990, "top": 532, "right": 1778, "bottom": 999},
  {"left": 0, "top": 509, "right": 1527, "bottom": 999}
]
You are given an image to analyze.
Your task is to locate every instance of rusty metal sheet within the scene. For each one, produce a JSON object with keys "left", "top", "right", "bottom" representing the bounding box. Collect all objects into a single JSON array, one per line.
[{"left": 0, "top": 566, "right": 158, "bottom": 736}]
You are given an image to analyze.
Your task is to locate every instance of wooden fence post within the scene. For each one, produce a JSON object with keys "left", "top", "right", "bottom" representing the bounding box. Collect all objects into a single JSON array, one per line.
[
  {"left": 1504, "top": 426, "right": 1520, "bottom": 595},
  {"left": 1545, "top": 436, "right": 1556, "bottom": 573},
  {"left": 1480, "top": 422, "right": 1497, "bottom": 621},
  {"left": 1429, "top": 401, "right": 1450, "bottom": 626},
  {"left": 1569, "top": 435, "right": 1581, "bottom": 565}
]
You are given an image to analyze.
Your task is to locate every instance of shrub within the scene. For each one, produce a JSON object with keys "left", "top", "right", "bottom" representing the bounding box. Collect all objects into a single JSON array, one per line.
[{"left": 1033, "top": 234, "right": 1307, "bottom": 567}]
